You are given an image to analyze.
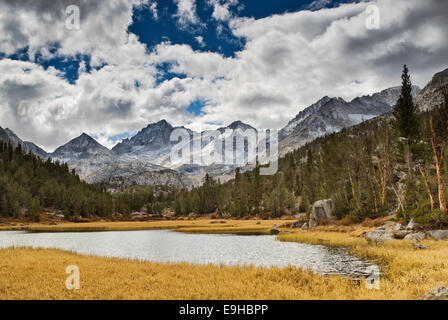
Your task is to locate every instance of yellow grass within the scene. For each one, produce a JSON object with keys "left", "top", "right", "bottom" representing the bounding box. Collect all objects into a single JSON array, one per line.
[
  {"left": 0, "top": 247, "right": 376, "bottom": 300},
  {"left": 278, "top": 230, "right": 448, "bottom": 299},
  {"left": 1, "top": 221, "right": 447, "bottom": 299},
  {"left": 0, "top": 219, "right": 293, "bottom": 234},
  {"left": 0, "top": 225, "right": 24, "bottom": 231}
]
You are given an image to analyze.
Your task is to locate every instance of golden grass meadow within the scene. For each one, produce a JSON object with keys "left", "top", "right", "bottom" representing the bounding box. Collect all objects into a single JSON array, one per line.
[
  {"left": 0, "top": 219, "right": 290, "bottom": 234},
  {"left": 0, "top": 220, "right": 447, "bottom": 300}
]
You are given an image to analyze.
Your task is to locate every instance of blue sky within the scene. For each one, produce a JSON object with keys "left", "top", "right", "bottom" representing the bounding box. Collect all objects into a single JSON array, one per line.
[
  {"left": 0, "top": 0, "right": 446, "bottom": 150},
  {"left": 3, "top": 1, "right": 355, "bottom": 86}
]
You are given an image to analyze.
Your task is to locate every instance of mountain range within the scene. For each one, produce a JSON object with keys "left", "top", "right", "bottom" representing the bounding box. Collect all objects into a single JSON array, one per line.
[
  {"left": 0, "top": 126, "right": 48, "bottom": 159},
  {"left": 1, "top": 75, "right": 435, "bottom": 189},
  {"left": 278, "top": 86, "right": 420, "bottom": 155}
]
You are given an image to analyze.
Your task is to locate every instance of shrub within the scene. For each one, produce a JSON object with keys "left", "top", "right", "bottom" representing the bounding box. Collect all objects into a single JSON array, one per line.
[
  {"left": 414, "top": 209, "right": 448, "bottom": 228},
  {"left": 335, "top": 216, "right": 352, "bottom": 226}
]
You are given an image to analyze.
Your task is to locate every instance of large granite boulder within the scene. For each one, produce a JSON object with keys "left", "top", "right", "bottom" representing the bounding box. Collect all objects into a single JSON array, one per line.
[
  {"left": 392, "top": 223, "right": 403, "bottom": 231},
  {"left": 393, "top": 230, "right": 411, "bottom": 239},
  {"left": 427, "top": 230, "right": 448, "bottom": 240},
  {"left": 310, "top": 199, "right": 334, "bottom": 221},
  {"left": 404, "top": 232, "right": 426, "bottom": 241},
  {"left": 365, "top": 230, "right": 395, "bottom": 242},
  {"left": 406, "top": 218, "right": 418, "bottom": 231}
]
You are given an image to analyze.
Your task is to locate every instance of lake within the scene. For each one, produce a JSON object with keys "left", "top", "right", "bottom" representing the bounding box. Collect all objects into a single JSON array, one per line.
[{"left": 0, "top": 230, "right": 376, "bottom": 279}]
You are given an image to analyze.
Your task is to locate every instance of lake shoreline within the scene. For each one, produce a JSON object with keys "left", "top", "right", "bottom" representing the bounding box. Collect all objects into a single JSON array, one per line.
[
  {"left": 1, "top": 221, "right": 447, "bottom": 299},
  {"left": 0, "top": 219, "right": 295, "bottom": 235}
]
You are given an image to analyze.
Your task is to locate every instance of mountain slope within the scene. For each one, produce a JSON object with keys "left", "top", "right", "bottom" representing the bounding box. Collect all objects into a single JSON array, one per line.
[
  {"left": 0, "top": 126, "right": 48, "bottom": 158},
  {"left": 48, "top": 127, "right": 200, "bottom": 188},
  {"left": 51, "top": 133, "right": 113, "bottom": 161},
  {"left": 279, "top": 86, "right": 420, "bottom": 155},
  {"left": 415, "top": 68, "right": 448, "bottom": 112},
  {"left": 0, "top": 83, "right": 425, "bottom": 189},
  {"left": 49, "top": 133, "right": 116, "bottom": 178},
  {"left": 85, "top": 161, "right": 196, "bottom": 189},
  {"left": 112, "top": 120, "right": 193, "bottom": 155}
]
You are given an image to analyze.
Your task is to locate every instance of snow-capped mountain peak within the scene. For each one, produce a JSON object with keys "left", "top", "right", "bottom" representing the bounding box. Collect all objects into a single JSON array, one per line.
[
  {"left": 0, "top": 126, "right": 48, "bottom": 158},
  {"left": 53, "top": 133, "right": 109, "bottom": 154},
  {"left": 279, "top": 85, "right": 421, "bottom": 155},
  {"left": 112, "top": 119, "right": 193, "bottom": 155},
  {"left": 226, "top": 120, "right": 255, "bottom": 131}
]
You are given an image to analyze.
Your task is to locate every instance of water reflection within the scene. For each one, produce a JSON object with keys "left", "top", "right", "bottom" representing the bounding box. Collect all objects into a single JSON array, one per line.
[{"left": 0, "top": 230, "right": 377, "bottom": 279}]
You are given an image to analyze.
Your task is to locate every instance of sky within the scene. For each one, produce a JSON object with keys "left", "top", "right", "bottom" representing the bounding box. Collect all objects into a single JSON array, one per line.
[{"left": 0, "top": 0, "right": 447, "bottom": 151}]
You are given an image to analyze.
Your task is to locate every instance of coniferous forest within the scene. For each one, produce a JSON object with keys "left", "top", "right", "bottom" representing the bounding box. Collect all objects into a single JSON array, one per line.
[
  {"left": 169, "top": 66, "right": 448, "bottom": 227},
  {"left": 1, "top": 66, "right": 447, "bottom": 227},
  {"left": 0, "top": 142, "right": 114, "bottom": 221}
]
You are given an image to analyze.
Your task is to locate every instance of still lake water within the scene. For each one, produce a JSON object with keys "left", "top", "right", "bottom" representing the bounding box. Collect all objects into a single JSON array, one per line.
[{"left": 0, "top": 230, "right": 376, "bottom": 279}]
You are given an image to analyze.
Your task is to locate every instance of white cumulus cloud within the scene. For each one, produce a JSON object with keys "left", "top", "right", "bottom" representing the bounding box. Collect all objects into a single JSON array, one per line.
[{"left": 0, "top": 0, "right": 447, "bottom": 151}]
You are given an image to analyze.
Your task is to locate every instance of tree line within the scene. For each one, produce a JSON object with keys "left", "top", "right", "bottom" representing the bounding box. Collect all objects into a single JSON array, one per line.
[
  {"left": 1, "top": 66, "right": 446, "bottom": 227},
  {"left": 166, "top": 65, "right": 448, "bottom": 227}
]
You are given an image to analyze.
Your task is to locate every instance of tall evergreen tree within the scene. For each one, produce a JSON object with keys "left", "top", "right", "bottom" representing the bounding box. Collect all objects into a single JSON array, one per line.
[{"left": 394, "top": 65, "right": 419, "bottom": 141}]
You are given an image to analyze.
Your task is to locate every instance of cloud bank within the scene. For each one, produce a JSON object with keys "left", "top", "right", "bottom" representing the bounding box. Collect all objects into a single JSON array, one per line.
[{"left": 0, "top": 0, "right": 447, "bottom": 151}]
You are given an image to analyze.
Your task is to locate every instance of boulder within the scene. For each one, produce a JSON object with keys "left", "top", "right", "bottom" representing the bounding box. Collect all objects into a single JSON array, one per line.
[
  {"left": 427, "top": 230, "right": 448, "bottom": 240},
  {"left": 310, "top": 199, "right": 334, "bottom": 221},
  {"left": 419, "top": 287, "right": 448, "bottom": 300},
  {"left": 393, "top": 230, "right": 411, "bottom": 239},
  {"left": 309, "top": 219, "right": 317, "bottom": 229},
  {"left": 404, "top": 232, "right": 426, "bottom": 241},
  {"left": 406, "top": 218, "right": 417, "bottom": 231},
  {"left": 270, "top": 224, "right": 281, "bottom": 235},
  {"left": 412, "top": 243, "right": 429, "bottom": 250},
  {"left": 365, "top": 230, "right": 395, "bottom": 242},
  {"left": 302, "top": 222, "right": 309, "bottom": 230},
  {"left": 392, "top": 223, "right": 403, "bottom": 231},
  {"left": 292, "top": 221, "right": 302, "bottom": 229}
]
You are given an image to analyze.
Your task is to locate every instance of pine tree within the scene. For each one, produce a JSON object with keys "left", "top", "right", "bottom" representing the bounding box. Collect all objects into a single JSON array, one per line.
[
  {"left": 394, "top": 65, "right": 419, "bottom": 142},
  {"left": 252, "top": 161, "right": 264, "bottom": 213},
  {"left": 28, "top": 197, "right": 41, "bottom": 222}
]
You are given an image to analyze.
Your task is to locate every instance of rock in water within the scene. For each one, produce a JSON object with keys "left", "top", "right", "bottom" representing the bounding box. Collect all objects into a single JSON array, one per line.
[
  {"left": 310, "top": 199, "right": 334, "bottom": 221},
  {"left": 270, "top": 224, "right": 281, "bottom": 235},
  {"left": 427, "top": 230, "right": 448, "bottom": 240},
  {"left": 419, "top": 287, "right": 448, "bottom": 300},
  {"left": 292, "top": 221, "right": 302, "bottom": 228},
  {"left": 365, "top": 230, "right": 395, "bottom": 242}
]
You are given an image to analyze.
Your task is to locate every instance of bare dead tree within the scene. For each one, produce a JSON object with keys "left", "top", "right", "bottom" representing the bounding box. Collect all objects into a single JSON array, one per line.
[
  {"left": 418, "top": 166, "right": 435, "bottom": 211},
  {"left": 377, "top": 126, "right": 391, "bottom": 207},
  {"left": 430, "top": 116, "right": 447, "bottom": 214}
]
